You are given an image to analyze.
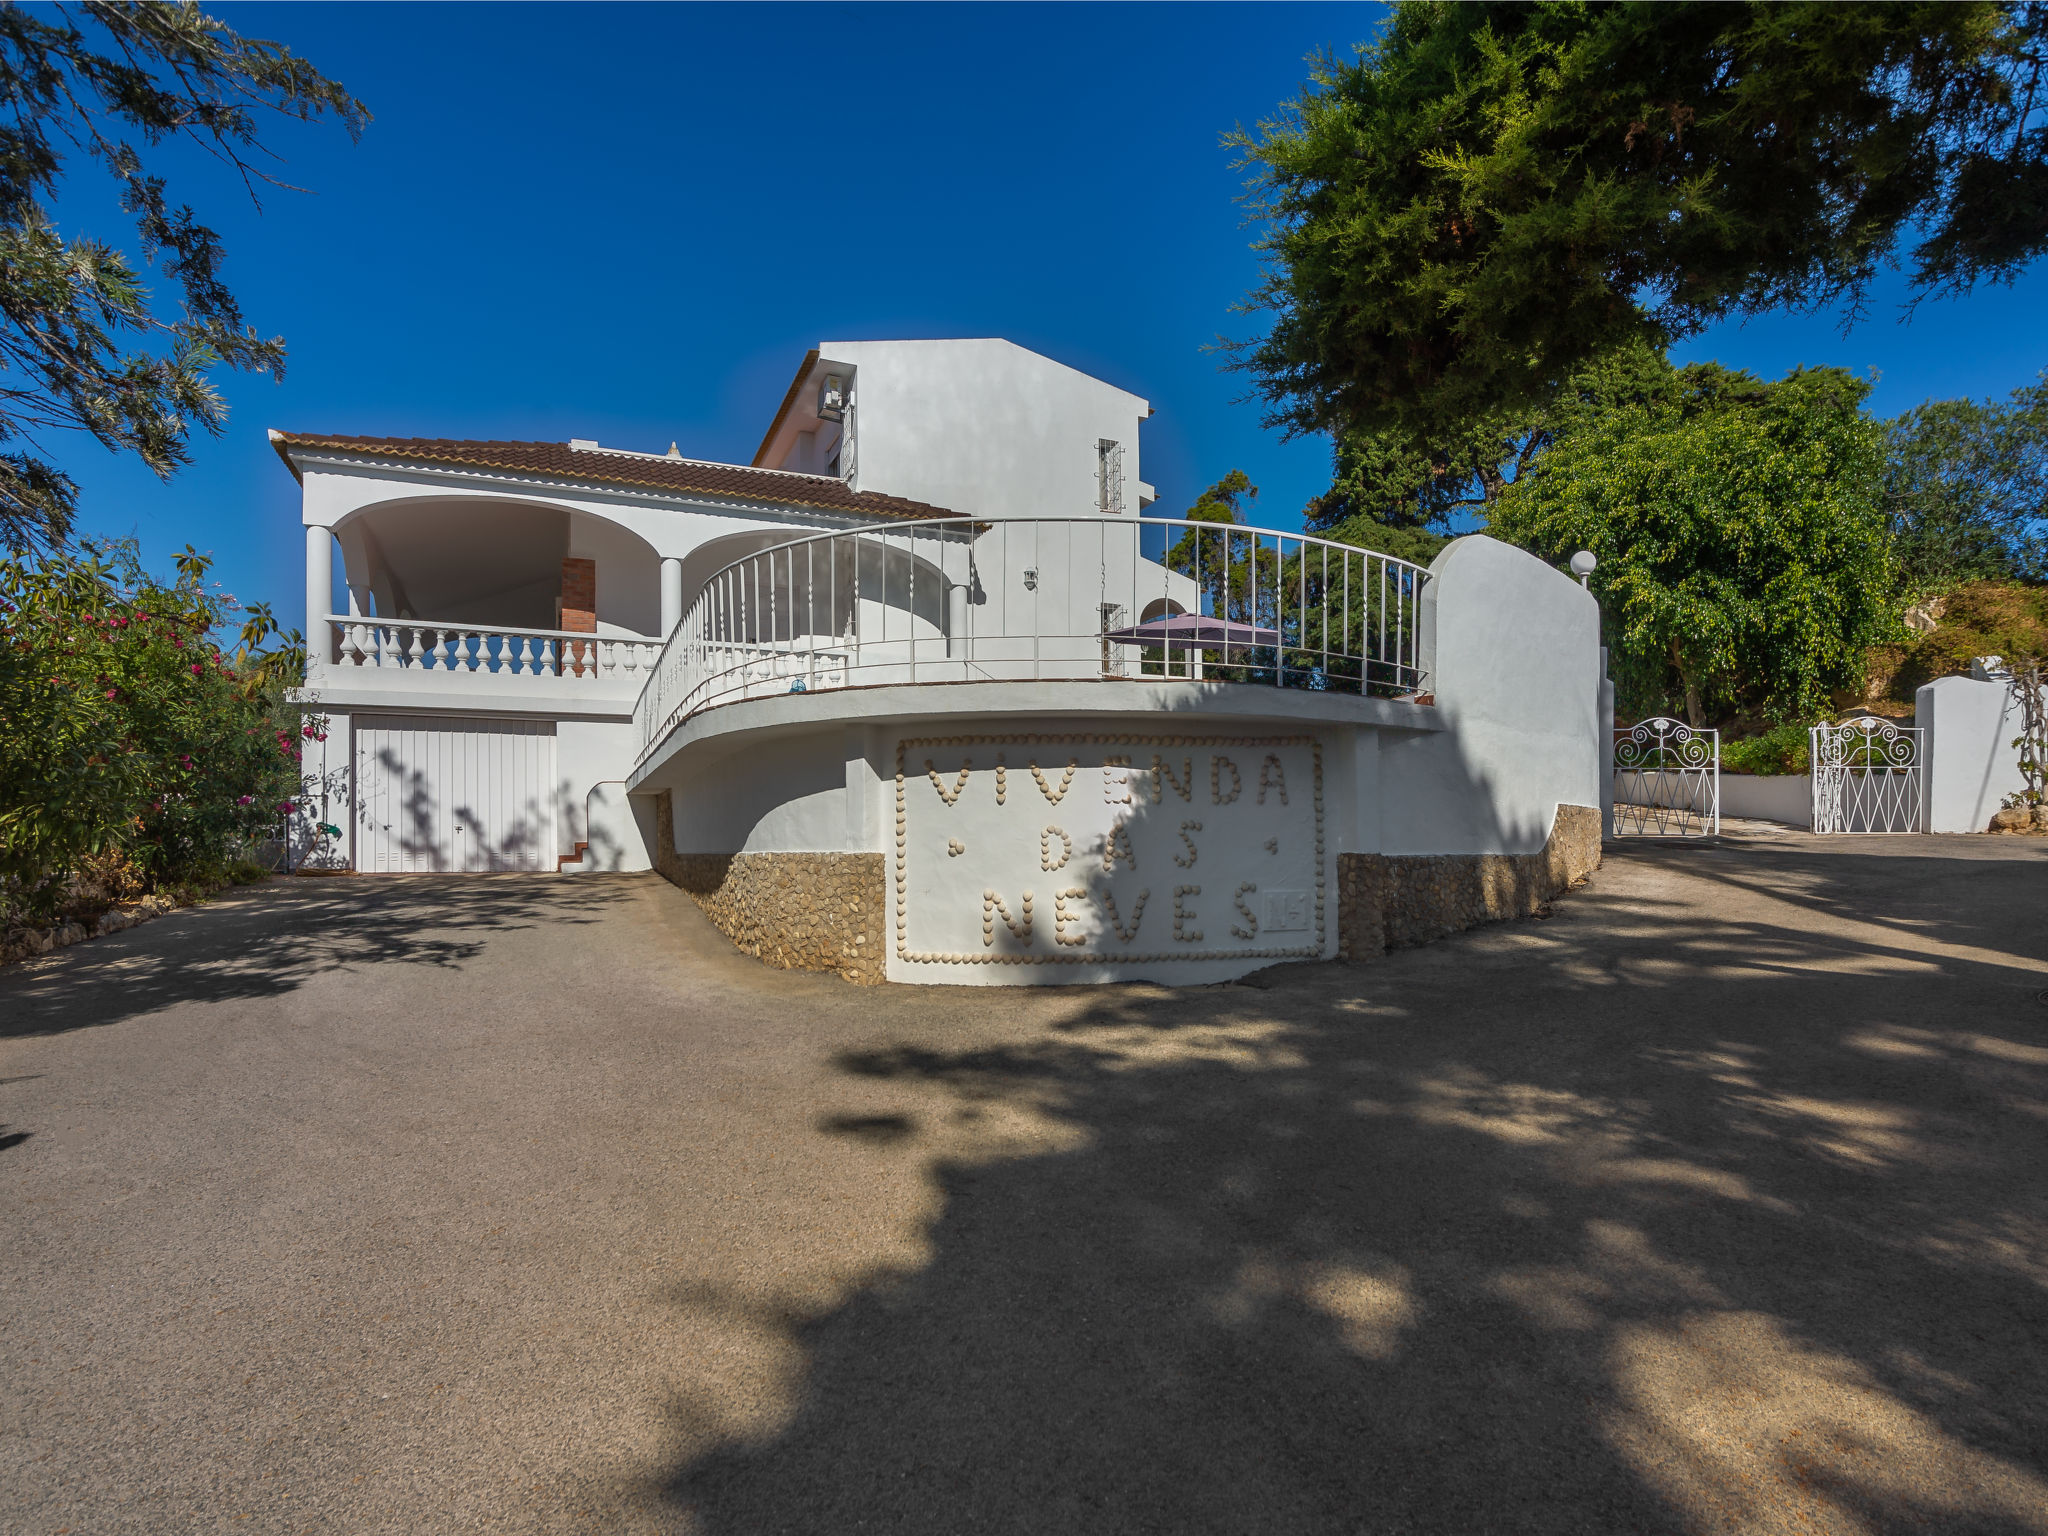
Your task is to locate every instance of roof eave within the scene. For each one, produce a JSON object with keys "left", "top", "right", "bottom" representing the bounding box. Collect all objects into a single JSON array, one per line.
[
  {"left": 267, "top": 428, "right": 305, "bottom": 485},
  {"left": 274, "top": 436, "right": 946, "bottom": 521},
  {"left": 752, "top": 347, "right": 820, "bottom": 468}
]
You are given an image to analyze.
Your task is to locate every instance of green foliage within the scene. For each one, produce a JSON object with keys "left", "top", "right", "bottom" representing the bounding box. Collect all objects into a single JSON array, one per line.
[
  {"left": 1181, "top": 469, "right": 1258, "bottom": 528},
  {"left": 1304, "top": 342, "right": 1678, "bottom": 534},
  {"left": 2012, "top": 660, "right": 2046, "bottom": 809},
  {"left": 1311, "top": 512, "right": 1447, "bottom": 570},
  {"left": 1166, "top": 472, "right": 1280, "bottom": 651},
  {"left": 1488, "top": 360, "right": 1891, "bottom": 727},
  {"left": 1885, "top": 375, "right": 2048, "bottom": 589},
  {"left": 1229, "top": 1, "right": 2048, "bottom": 450},
  {"left": 0, "top": 541, "right": 306, "bottom": 918},
  {"left": 1721, "top": 723, "right": 1812, "bottom": 777},
  {"left": 1163, "top": 471, "right": 1428, "bottom": 694},
  {"left": 1888, "top": 580, "right": 2048, "bottom": 696},
  {"left": 0, "top": 3, "right": 365, "bottom": 551}
]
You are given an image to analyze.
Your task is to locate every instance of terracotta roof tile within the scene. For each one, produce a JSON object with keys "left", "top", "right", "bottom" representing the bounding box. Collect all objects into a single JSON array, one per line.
[{"left": 269, "top": 432, "right": 952, "bottom": 520}]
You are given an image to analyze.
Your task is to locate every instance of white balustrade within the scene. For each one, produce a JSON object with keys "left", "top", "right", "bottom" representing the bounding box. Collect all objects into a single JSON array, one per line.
[{"left": 323, "top": 617, "right": 662, "bottom": 689}]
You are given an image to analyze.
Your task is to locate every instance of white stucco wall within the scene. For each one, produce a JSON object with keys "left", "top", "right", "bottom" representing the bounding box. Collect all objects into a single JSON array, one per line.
[
  {"left": 290, "top": 706, "right": 354, "bottom": 869},
  {"left": 1919, "top": 675, "right": 2029, "bottom": 833},
  {"left": 1718, "top": 773, "right": 1814, "bottom": 828},
  {"left": 803, "top": 340, "right": 1153, "bottom": 522},
  {"left": 665, "top": 733, "right": 852, "bottom": 856},
  {"left": 557, "top": 719, "right": 654, "bottom": 871},
  {"left": 568, "top": 512, "right": 661, "bottom": 638},
  {"left": 1377, "top": 535, "right": 1603, "bottom": 855}
]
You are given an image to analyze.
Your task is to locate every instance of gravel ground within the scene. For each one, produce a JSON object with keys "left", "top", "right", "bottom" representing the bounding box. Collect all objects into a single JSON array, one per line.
[{"left": 2, "top": 829, "right": 2045, "bottom": 1535}]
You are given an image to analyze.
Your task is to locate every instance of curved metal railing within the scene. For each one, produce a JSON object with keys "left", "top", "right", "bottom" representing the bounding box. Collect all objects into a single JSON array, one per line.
[{"left": 632, "top": 515, "right": 1432, "bottom": 763}]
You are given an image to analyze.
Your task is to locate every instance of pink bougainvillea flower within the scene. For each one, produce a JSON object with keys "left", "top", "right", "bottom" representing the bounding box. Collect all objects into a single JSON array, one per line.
[
  {"left": 190, "top": 663, "right": 202, "bottom": 675},
  {"left": 104, "top": 689, "right": 116, "bottom": 699},
  {"left": 237, "top": 794, "right": 254, "bottom": 806}
]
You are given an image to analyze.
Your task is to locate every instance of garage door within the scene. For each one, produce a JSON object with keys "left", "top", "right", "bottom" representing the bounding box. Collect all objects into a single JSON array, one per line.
[{"left": 354, "top": 715, "right": 558, "bottom": 872}]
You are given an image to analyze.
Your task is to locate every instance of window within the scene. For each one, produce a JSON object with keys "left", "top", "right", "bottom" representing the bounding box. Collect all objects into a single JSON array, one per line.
[{"left": 1097, "top": 439, "right": 1123, "bottom": 515}]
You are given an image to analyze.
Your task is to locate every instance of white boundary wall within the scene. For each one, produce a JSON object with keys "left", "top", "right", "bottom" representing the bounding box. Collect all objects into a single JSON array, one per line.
[
  {"left": 1918, "top": 675, "right": 2029, "bottom": 833},
  {"left": 1719, "top": 773, "right": 1814, "bottom": 828},
  {"left": 1378, "top": 536, "right": 1603, "bottom": 856}
]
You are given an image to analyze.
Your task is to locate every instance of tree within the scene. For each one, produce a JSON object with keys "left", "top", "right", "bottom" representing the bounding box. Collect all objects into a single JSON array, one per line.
[
  {"left": 1165, "top": 469, "right": 1428, "bottom": 693},
  {"left": 1885, "top": 375, "right": 2048, "bottom": 590},
  {"left": 1302, "top": 413, "right": 1535, "bottom": 536},
  {"left": 1166, "top": 471, "right": 1269, "bottom": 623},
  {"left": 0, "top": 2, "right": 366, "bottom": 552},
  {"left": 1302, "top": 342, "right": 1677, "bottom": 560},
  {"left": 1229, "top": 2, "right": 2048, "bottom": 451},
  {"left": 1487, "top": 361, "right": 1891, "bottom": 727}
]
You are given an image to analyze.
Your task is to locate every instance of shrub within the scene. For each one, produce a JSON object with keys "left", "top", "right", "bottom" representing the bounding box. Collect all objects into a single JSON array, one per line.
[
  {"left": 1721, "top": 723, "right": 1811, "bottom": 777},
  {"left": 0, "top": 542, "right": 306, "bottom": 922}
]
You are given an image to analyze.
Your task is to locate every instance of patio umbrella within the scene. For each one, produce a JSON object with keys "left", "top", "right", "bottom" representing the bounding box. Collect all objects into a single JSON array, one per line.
[{"left": 1101, "top": 613, "right": 1280, "bottom": 651}]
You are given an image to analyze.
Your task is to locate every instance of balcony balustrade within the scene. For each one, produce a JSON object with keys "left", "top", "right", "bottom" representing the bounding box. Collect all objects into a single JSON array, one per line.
[
  {"left": 310, "top": 518, "right": 1431, "bottom": 747},
  {"left": 319, "top": 617, "right": 663, "bottom": 704},
  {"left": 632, "top": 515, "right": 1431, "bottom": 763}
]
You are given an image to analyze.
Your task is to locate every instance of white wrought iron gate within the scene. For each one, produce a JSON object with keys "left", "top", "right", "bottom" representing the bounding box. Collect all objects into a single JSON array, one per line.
[
  {"left": 1612, "top": 718, "right": 1720, "bottom": 836},
  {"left": 1811, "top": 718, "right": 1923, "bottom": 834}
]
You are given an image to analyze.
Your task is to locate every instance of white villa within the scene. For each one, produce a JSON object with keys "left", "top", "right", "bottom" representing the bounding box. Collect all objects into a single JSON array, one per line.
[{"left": 286, "top": 338, "right": 1605, "bottom": 985}]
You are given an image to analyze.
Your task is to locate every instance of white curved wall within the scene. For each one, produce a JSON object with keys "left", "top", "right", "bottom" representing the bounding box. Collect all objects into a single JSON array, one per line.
[{"left": 1379, "top": 535, "right": 1603, "bottom": 855}]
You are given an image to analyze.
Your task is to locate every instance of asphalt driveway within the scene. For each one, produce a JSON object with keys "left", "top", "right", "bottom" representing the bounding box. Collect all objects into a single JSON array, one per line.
[{"left": 3, "top": 830, "right": 2046, "bottom": 1535}]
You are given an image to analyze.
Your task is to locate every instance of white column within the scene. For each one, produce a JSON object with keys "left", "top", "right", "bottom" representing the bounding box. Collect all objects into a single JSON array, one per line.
[
  {"left": 305, "top": 525, "right": 333, "bottom": 669},
  {"left": 660, "top": 557, "right": 684, "bottom": 637},
  {"left": 946, "top": 581, "right": 968, "bottom": 658}
]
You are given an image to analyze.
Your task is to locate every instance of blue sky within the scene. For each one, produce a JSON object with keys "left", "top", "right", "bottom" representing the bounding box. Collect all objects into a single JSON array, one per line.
[{"left": 49, "top": 1, "right": 2048, "bottom": 625}]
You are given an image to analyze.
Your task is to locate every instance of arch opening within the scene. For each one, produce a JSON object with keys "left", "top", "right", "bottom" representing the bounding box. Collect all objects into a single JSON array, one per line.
[{"left": 334, "top": 495, "right": 660, "bottom": 637}]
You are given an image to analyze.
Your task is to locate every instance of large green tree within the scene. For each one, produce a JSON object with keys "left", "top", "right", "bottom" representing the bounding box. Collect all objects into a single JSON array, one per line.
[
  {"left": 1230, "top": 2, "right": 2048, "bottom": 450},
  {"left": 1487, "top": 360, "right": 1891, "bottom": 726},
  {"left": 1885, "top": 374, "right": 2048, "bottom": 590},
  {"left": 1303, "top": 342, "right": 1677, "bottom": 550},
  {"left": 0, "top": 2, "right": 365, "bottom": 552}
]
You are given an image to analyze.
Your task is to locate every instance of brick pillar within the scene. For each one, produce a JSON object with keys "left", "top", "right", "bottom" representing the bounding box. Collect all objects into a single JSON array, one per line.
[{"left": 560, "top": 557, "right": 596, "bottom": 676}]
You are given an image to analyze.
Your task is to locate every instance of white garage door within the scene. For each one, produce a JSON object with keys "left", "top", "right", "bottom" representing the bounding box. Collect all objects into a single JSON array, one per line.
[{"left": 354, "top": 715, "right": 558, "bottom": 872}]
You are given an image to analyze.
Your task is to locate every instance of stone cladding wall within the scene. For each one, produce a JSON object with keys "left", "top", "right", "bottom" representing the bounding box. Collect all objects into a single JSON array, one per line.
[
  {"left": 651, "top": 792, "right": 887, "bottom": 984},
  {"left": 1337, "top": 804, "right": 1602, "bottom": 960}
]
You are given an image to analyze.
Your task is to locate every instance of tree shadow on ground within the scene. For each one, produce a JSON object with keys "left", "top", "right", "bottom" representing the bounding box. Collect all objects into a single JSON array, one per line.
[
  {"left": 0, "top": 874, "right": 625, "bottom": 1040},
  {"left": 664, "top": 842, "right": 2048, "bottom": 1534}
]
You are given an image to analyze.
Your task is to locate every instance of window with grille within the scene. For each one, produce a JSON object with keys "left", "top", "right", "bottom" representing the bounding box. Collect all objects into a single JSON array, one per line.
[{"left": 1097, "top": 439, "right": 1123, "bottom": 515}]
